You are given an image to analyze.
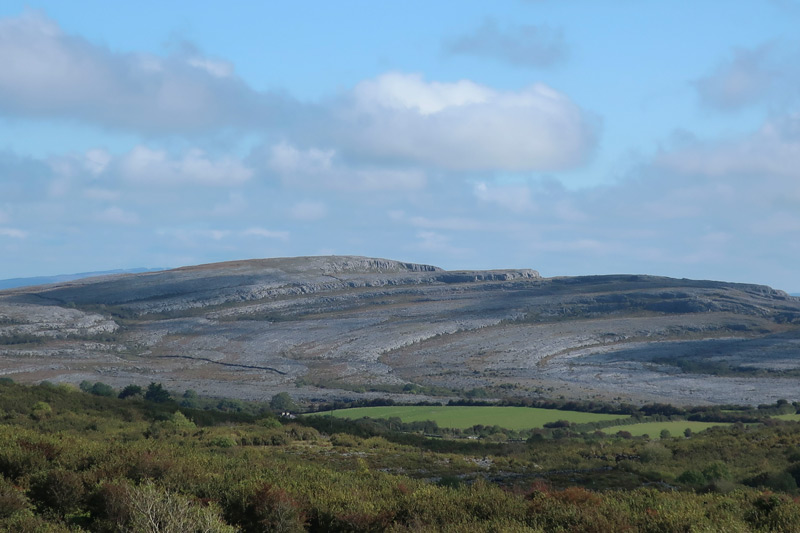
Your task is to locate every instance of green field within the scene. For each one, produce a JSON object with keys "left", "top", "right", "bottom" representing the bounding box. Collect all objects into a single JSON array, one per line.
[
  {"left": 324, "top": 405, "right": 627, "bottom": 430},
  {"left": 774, "top": 413, "right": 800, "bottom": 422},
  {"left": 607, "top": 420, "right": 728, "bottom": 438}
]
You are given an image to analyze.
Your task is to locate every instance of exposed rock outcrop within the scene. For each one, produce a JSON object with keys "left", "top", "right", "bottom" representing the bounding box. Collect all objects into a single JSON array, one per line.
[{"left": 1, "top": 256, "right": 798, "bottom": 405}]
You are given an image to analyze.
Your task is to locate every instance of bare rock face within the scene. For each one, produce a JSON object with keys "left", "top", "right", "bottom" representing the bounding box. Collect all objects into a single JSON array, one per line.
[{"left": 1, "top": 255, "right": 799, "bottom": 405}]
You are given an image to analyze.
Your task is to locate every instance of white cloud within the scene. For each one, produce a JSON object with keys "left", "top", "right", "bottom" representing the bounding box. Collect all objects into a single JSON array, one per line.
[
  {"left": 0, "top": 11, "right": 595, "bottom": 175},
  {"left": 319, "top": 72, "right": 596, "bottom": 172},
  {"left": 353, "top": 73, "right": 494, "bottom": 115},
  {"left": 120, "top": 146, "right": 253, "bottom": 186},
  {"left": 289, "top": 200, "right": 327, "bottom": 221},
  {"left": 185, "top": 57, "right": 234, "bottom": 78},
  {"left": 656, "top": 115, "right": 800, "bottom": 185},
  {"left": 266, "top": 141, "right": 426, "bottom": 190},
  {"left": 0, "top": 11, "right": 284, "bottom": 134}
]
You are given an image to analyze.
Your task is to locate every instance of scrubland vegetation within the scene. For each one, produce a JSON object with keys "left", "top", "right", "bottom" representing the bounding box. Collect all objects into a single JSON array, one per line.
[{"left": 4, "top": 380, "right": 800, "bottom": 531}]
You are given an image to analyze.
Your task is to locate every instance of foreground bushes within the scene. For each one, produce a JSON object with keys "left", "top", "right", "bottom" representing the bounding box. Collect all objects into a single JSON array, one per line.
[{"left": 4, "top": 381, "right": 800, "bottom": 531}]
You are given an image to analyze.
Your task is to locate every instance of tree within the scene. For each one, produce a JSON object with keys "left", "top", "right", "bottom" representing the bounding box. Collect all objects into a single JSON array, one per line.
[
  {"left": 119, "top": 384, "right": 143, "bottom": 399},
  {"left": 270, "top": 392, "right": 297, "bottom": 412},
  {"left": 144, "top": 382, "right": 170, "bottom": 403},
  {"left": 90, "top": 382, "right": 114, "bottom": 397}
]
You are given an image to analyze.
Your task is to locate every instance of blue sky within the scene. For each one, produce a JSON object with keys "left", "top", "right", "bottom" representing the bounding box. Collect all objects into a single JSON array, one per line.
[{"left": 1, "top": 1, "right": 799, "bottom": 292}]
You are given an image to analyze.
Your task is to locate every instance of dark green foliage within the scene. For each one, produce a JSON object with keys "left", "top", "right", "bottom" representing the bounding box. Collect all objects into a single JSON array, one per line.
[
  {"left": 270, "top": 392, "right": 297, "bottom": 412},
  {"left": 29, "top": 469, "right": 86, "bottom": 517},
  {"left": 118, "top": 384, "right": 143, "bottom": 399},
  {"left": 0, "top": 476, "right": 29, "bottom": 518},
  {"left": 144, "top": 382, "right": 170, "bottom": 403},
  {"left": 89, "top": 382, "right": 114, "bottom": 397},
  {"left": 677, "top": 469, "right": 706, "bottom": 486}
]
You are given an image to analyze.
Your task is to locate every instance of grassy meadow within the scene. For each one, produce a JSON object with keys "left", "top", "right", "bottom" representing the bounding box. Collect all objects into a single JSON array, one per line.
[{"left": 324, "top": 405, "right": 627, "bottom": 430}]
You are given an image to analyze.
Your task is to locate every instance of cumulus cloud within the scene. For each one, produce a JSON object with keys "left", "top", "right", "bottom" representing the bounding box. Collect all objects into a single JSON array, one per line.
[
  {"left": 120, "top": 146, "right": 253, "bottom": 186},
  {"left": 265, "top": 141, "right": 426, "bottom": 190},
  {"left": 0, "top": 11, "right": 286, "bottom": 134},
  {"left": 0, "top": 11, "right": 595, "bottom": 176},
  {"left": 314, "top": 72, "right": 596, "bottom": 171},
  {"left": 444, "top": 18, "right": 568, "bottom": 68}
]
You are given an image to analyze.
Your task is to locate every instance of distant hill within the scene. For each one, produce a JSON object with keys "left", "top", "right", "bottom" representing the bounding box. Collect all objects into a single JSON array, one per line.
[
  {"left": 0, "top": 268, "right": 164, "bottom": 290},
  {"left": 1, "top": 255, "right": 799, "bottom": 406}
]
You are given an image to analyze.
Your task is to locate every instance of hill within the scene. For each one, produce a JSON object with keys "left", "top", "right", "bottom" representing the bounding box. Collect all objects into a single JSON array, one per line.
[{"left": 1, "top": 255, "right": 799, "bottom": 405}]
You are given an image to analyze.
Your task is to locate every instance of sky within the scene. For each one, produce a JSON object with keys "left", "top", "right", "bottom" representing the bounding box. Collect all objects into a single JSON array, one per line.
[{"left": 0, "top": 1, "right": 799, "bottom": 292}]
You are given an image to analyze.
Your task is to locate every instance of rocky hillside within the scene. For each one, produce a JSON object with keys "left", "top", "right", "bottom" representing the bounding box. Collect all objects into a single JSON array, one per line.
[{"left": 1, "top": 256, "right": 799, "bottom": 405}]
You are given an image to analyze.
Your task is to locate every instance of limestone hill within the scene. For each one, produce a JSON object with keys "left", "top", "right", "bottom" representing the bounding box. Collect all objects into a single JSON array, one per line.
[{"left": 1, "top": 256, "right": 799, "bottom": 405}]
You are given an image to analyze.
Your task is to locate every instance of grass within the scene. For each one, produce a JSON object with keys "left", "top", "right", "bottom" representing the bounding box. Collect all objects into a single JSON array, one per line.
[
  {"left": 322, "top": 405, "right": 627, "bottom": 430},
  {"left": 607, "top": 420, "right": 729, "bottom": 437},
  {"left": 774, "top": 413, "right": 800, "bottom": 422}
]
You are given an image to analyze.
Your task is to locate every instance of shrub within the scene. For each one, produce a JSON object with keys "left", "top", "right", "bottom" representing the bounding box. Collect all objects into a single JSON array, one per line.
[
  {"left": 30, "top": 402, "right": 52, "bottom": 421},
  {"left": 28, "top": 469, "right": 86, "bottom": 517},
  {"left": 209, "top": 435, "right": 237, "bottom": 448},
  {"left": 0, "top": 476, "right": 29, "bottom": 518},
  {"left": 241, "top": 483, "right": 306, "bottom": 533},
  {"left": 124, "top": 482, "right": 235, "bottom": 533},
  {"left": 330, "top": 434, "right": 360, "bottom": 447},
  {"left": 677, "top": 470, "right": 707, "bottom": 486}
]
